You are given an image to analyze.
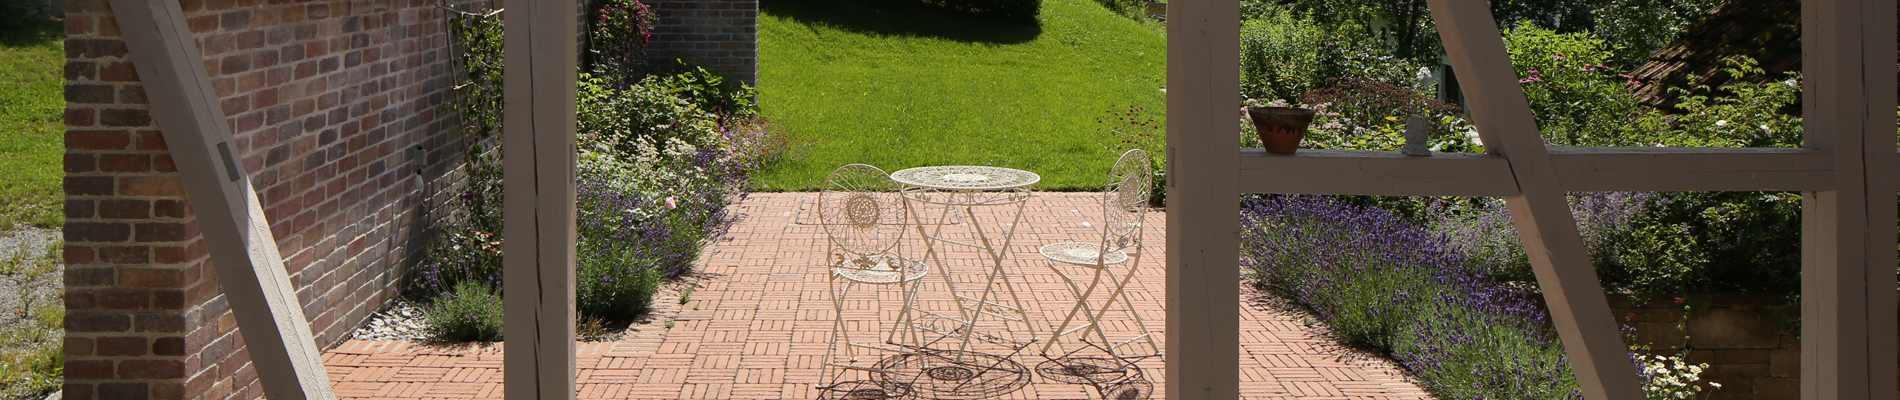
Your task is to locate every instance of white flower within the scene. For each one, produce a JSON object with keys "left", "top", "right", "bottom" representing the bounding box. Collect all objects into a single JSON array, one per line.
[
  {"left": 1715, "top": 120, "right": 1728, "bottom": 127},
  {"left": 1417, "top": 67, "right": 1433, "bottom": 80}
]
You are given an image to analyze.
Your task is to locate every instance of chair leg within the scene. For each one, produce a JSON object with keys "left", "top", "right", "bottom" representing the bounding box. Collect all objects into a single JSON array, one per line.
[
  {"left": 1041, "top": 260, "right": 1110, "bottom": 356},
  {"left": 825, "top": 275, "right": 859, "bottom": 387},
  {"left": 1118, "top": 252, "right": 1161, "bottom": 358}
]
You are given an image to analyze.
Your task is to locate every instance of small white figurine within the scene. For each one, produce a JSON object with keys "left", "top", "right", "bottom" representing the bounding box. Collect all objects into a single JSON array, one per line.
[{"left": 1401, "top": 115, "right": 1432, "bottom": 156}]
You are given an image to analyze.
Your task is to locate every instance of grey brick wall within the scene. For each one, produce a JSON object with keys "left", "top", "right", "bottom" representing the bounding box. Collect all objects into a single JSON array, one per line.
[{"left": 644, "top": 0, "right": 758, "bottom": 86}]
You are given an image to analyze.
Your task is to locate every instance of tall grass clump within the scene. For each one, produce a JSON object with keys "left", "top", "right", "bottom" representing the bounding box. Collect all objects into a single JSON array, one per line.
[{"left": 1241, "top": 195, "right": 1583, "bottom": 398}]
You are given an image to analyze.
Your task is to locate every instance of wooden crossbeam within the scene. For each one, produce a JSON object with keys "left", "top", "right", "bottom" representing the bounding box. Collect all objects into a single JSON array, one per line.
[
  {"left": 1240, "top": 149, "right": 1517, "bottom": 196},
  {"left": 501, "top": 1, "right": 579, "bottom": 399},
  {"left": 1242, "top": 147, "right": 1837, "bottom": 195},
  {"left": 107, "top": 1, "right": 336, "bottom": 399},
  {"left": 1162, "top": 0, "right": 1242, "bottom": 397},
  {"left": 1547, "top": 147, "right": 1837, "bottom": 192}
]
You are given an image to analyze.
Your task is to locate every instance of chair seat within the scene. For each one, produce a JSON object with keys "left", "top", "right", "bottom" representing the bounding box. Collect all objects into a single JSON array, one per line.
[
  {"left": 832, "top": 254, "right": 929, "bottom": 284},
  {"left": 1038, "top": 242, "right": 1129, "bottom": 266}
]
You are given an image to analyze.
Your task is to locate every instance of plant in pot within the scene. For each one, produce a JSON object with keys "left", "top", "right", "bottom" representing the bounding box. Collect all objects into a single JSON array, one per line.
[{"left": 1245, "top": 105, "right": 1317, "bottom": 155}]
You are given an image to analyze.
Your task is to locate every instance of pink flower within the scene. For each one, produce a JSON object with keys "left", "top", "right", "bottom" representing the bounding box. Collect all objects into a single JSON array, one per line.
[
  {"left": 664, "top": 197, "right": 678, "bottom": 210},
  {"left": 1553, "top": 54, "right": 1567, "bottom": 60},
  {"left": 1526, "top": 69, "right": 1539, "bottom": 75}
]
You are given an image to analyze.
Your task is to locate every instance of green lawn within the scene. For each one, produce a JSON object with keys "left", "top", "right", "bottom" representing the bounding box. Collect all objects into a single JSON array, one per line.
[
  {"left": 754, "top": 0, "right": 1166, "bottom": 191},
  {"left": 0, "top": 20, "right": 64, "bottom": 232}
]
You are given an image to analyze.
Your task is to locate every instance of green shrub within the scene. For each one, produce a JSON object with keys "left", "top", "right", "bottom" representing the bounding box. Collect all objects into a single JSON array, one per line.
[
  {"left": 647, "top": 61, "right": 759, "bottom": 118},
  {"left": 1239, "top": 7, "right": 1325, "bottom": 103},
  {"left": 924, "top": 0, "right": 1042, "bottom": 20},
  {"left": 577, "top": 72, "right": 724, "bottom": 162},
  {"left": 1501, "top": 21, "right": 1648, "bottom": 147},
  {"left": 423, "top": 281, "right": 506, "bottom": 342},
  {"left": 1088, "top": 0, "right": 1148, "bottom": 21}
]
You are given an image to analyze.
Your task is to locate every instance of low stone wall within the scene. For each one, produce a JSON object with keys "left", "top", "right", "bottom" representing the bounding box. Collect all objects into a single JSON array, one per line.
[
  {"left": 1613, "top": 294, "right": 1799, "bottom": 400},
  {"left": 1613, "top": 293, "right": 1900, "bottom": 400}
]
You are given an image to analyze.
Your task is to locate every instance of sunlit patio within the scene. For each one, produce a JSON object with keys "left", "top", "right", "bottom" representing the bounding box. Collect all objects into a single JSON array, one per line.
[{"left": 320, "top": 193, "right": 1428, "bottom": 399}]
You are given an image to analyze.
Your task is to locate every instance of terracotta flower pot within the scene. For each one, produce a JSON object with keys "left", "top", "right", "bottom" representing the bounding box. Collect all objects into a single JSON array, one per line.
[{"left": 1246, "top": 106, "right": 1316, "bottom": 155}]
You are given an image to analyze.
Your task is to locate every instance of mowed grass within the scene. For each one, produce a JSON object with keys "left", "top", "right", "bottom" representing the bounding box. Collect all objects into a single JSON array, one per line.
[
  {"left": 0, "top": 20, "right": 65, "bottom": 231},
  {"left": 754, "top": 0, "right": 1165, "bottom": 191}
]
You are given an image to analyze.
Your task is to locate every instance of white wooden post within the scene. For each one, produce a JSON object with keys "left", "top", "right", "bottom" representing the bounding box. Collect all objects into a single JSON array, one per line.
[
  {"left": 107, "top": 1, "right": 337, "bottom": 399},
  {"left": 502, "top": 0, "right": 579, "bottom": 399},
  {"left": 1424, "top": 0, "right": 1644, "bottom": 397},
  {"left": 1800, "top": 0, "right": 1898, "bottom": 398},
  {"left": 1163, "top": 0, "right": 1241, "bottom": 396}
]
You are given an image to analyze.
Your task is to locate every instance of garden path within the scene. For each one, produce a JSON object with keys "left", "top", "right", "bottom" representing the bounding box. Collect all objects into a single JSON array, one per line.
[{"left": 322, "top": 193, "right": 1430, "bottom": 399}]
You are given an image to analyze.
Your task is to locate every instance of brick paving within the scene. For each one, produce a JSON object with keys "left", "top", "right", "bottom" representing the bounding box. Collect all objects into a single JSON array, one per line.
[{"left": 324, "top": 192, "right": 1430, "bottom": 399}]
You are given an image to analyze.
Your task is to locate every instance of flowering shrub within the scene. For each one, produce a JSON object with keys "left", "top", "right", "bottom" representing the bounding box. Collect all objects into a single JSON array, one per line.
[
  {"left": 724, "top": 116, "right": 816, "bottom": 171},
  {"left": 1095, "top": 104, "right": 1166, "bottom": 205},
  {"left": 589, "top": 0, "right": 657, "bottom": 83},
  {"left": 1635, "top": 353, "right": 1720, "bottom": 399},
  {"left": 414, "top": 10, "right": 765, "bottom": 340},
  {"left": 1619, "top": 58, "right": 1803, "bottom": 148},
  {"left": 1502, "top": 21, "right": 1650, "bottom": 147}
]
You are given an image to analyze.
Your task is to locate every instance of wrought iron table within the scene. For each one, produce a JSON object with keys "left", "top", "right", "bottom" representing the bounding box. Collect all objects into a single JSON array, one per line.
[{"left": 879, "top": 165, "right": 1042, "bottom": 399}]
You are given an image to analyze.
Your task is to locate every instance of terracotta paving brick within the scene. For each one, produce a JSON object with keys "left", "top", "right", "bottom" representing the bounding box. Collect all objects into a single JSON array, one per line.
[{"left": 325, "top": 193, "right": 1431, "bottom": 399}]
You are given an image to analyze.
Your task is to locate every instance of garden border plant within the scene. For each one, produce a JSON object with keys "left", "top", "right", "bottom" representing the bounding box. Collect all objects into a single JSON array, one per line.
[{"left": 411, "top": 0, "right": 786, "bottom": 342}]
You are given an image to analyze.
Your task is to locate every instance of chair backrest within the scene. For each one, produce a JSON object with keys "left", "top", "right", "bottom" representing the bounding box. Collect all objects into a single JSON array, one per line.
[
  {"left": 1101, "top": 149, "right": 1152, "bottom": 249},
  {"left": 818, "top": 164, "right": 905, "bottom": 257}
]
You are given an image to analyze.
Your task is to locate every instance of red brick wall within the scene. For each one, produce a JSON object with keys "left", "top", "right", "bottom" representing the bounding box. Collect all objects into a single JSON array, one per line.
[
  {"left": 61, "top": 1, "right": 467, "bottom": 399},
  {"left": 644, "top": 0, "right": 757, "bottom": 85}
]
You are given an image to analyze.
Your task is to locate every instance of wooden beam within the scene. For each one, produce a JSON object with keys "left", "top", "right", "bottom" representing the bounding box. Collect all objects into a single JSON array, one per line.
[
  {"left": 1547, "top": 147, "right": 1837, "bottom": 192},
  {"left": 1239, "top": 149, "right": 1518, "bottom": 196},
  {"left": 1239, "top": 147, "right": 1835, "bottom": 195},
  {"left": 1163, "top": 0, "right": 1241, "bottom": 397},
  {"left": 501, "top": 0, "right": 578, "bottom": 399},
  {"left": 1426, "top": 0, "right": 1645, "bottom": 398},
  {"left": 1799, "top": 0, "right": 1896, "bottom": 398},
  {"left": 107, "top": 1, "right": 336, "bottom": 400}
]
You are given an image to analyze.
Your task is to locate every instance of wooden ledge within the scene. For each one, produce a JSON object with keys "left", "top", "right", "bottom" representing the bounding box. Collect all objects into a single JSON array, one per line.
[
  {"left": 1240, "top": 148, "right": 1517, "bottom": 196},
  {"left": 1546, "top": 146, "right": 1836, "bottom": 192},
  {"left": 1240, "top": 146, "right": 1839, "bottom": 196}
]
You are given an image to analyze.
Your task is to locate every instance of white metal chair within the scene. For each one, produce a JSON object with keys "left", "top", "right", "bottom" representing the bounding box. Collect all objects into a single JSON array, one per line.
[
  {"left": 1037, "top": 149, "right": 1160, "bottom": 364},
  {"left": 817, "top": 164, "right": 929, "bottom": 399}
]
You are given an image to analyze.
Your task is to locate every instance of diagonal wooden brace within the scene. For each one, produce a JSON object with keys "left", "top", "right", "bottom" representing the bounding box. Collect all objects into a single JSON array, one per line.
[
  {"left": 107, "top": 1, "right": 337, "bottom": 399},
  {"left": 1426, "top": 0, "right": 1644, "bottom": 397}
]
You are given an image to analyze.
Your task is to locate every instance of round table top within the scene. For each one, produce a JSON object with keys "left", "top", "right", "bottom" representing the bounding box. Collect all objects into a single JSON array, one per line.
[{"left": 890, "top": 165, "right": 1040, "bottom": 191}]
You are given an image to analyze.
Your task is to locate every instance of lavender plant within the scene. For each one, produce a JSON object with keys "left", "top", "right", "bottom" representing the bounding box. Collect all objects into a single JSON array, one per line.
[
  {"left": 573, "top": 139, "right": 747, "bottom": 320},
  {"left": 1241, "top": 195, "right": 1584, "bottom": 398},
  {"left": 421, "top": 281, "right": 506, "bottom": 342}
]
